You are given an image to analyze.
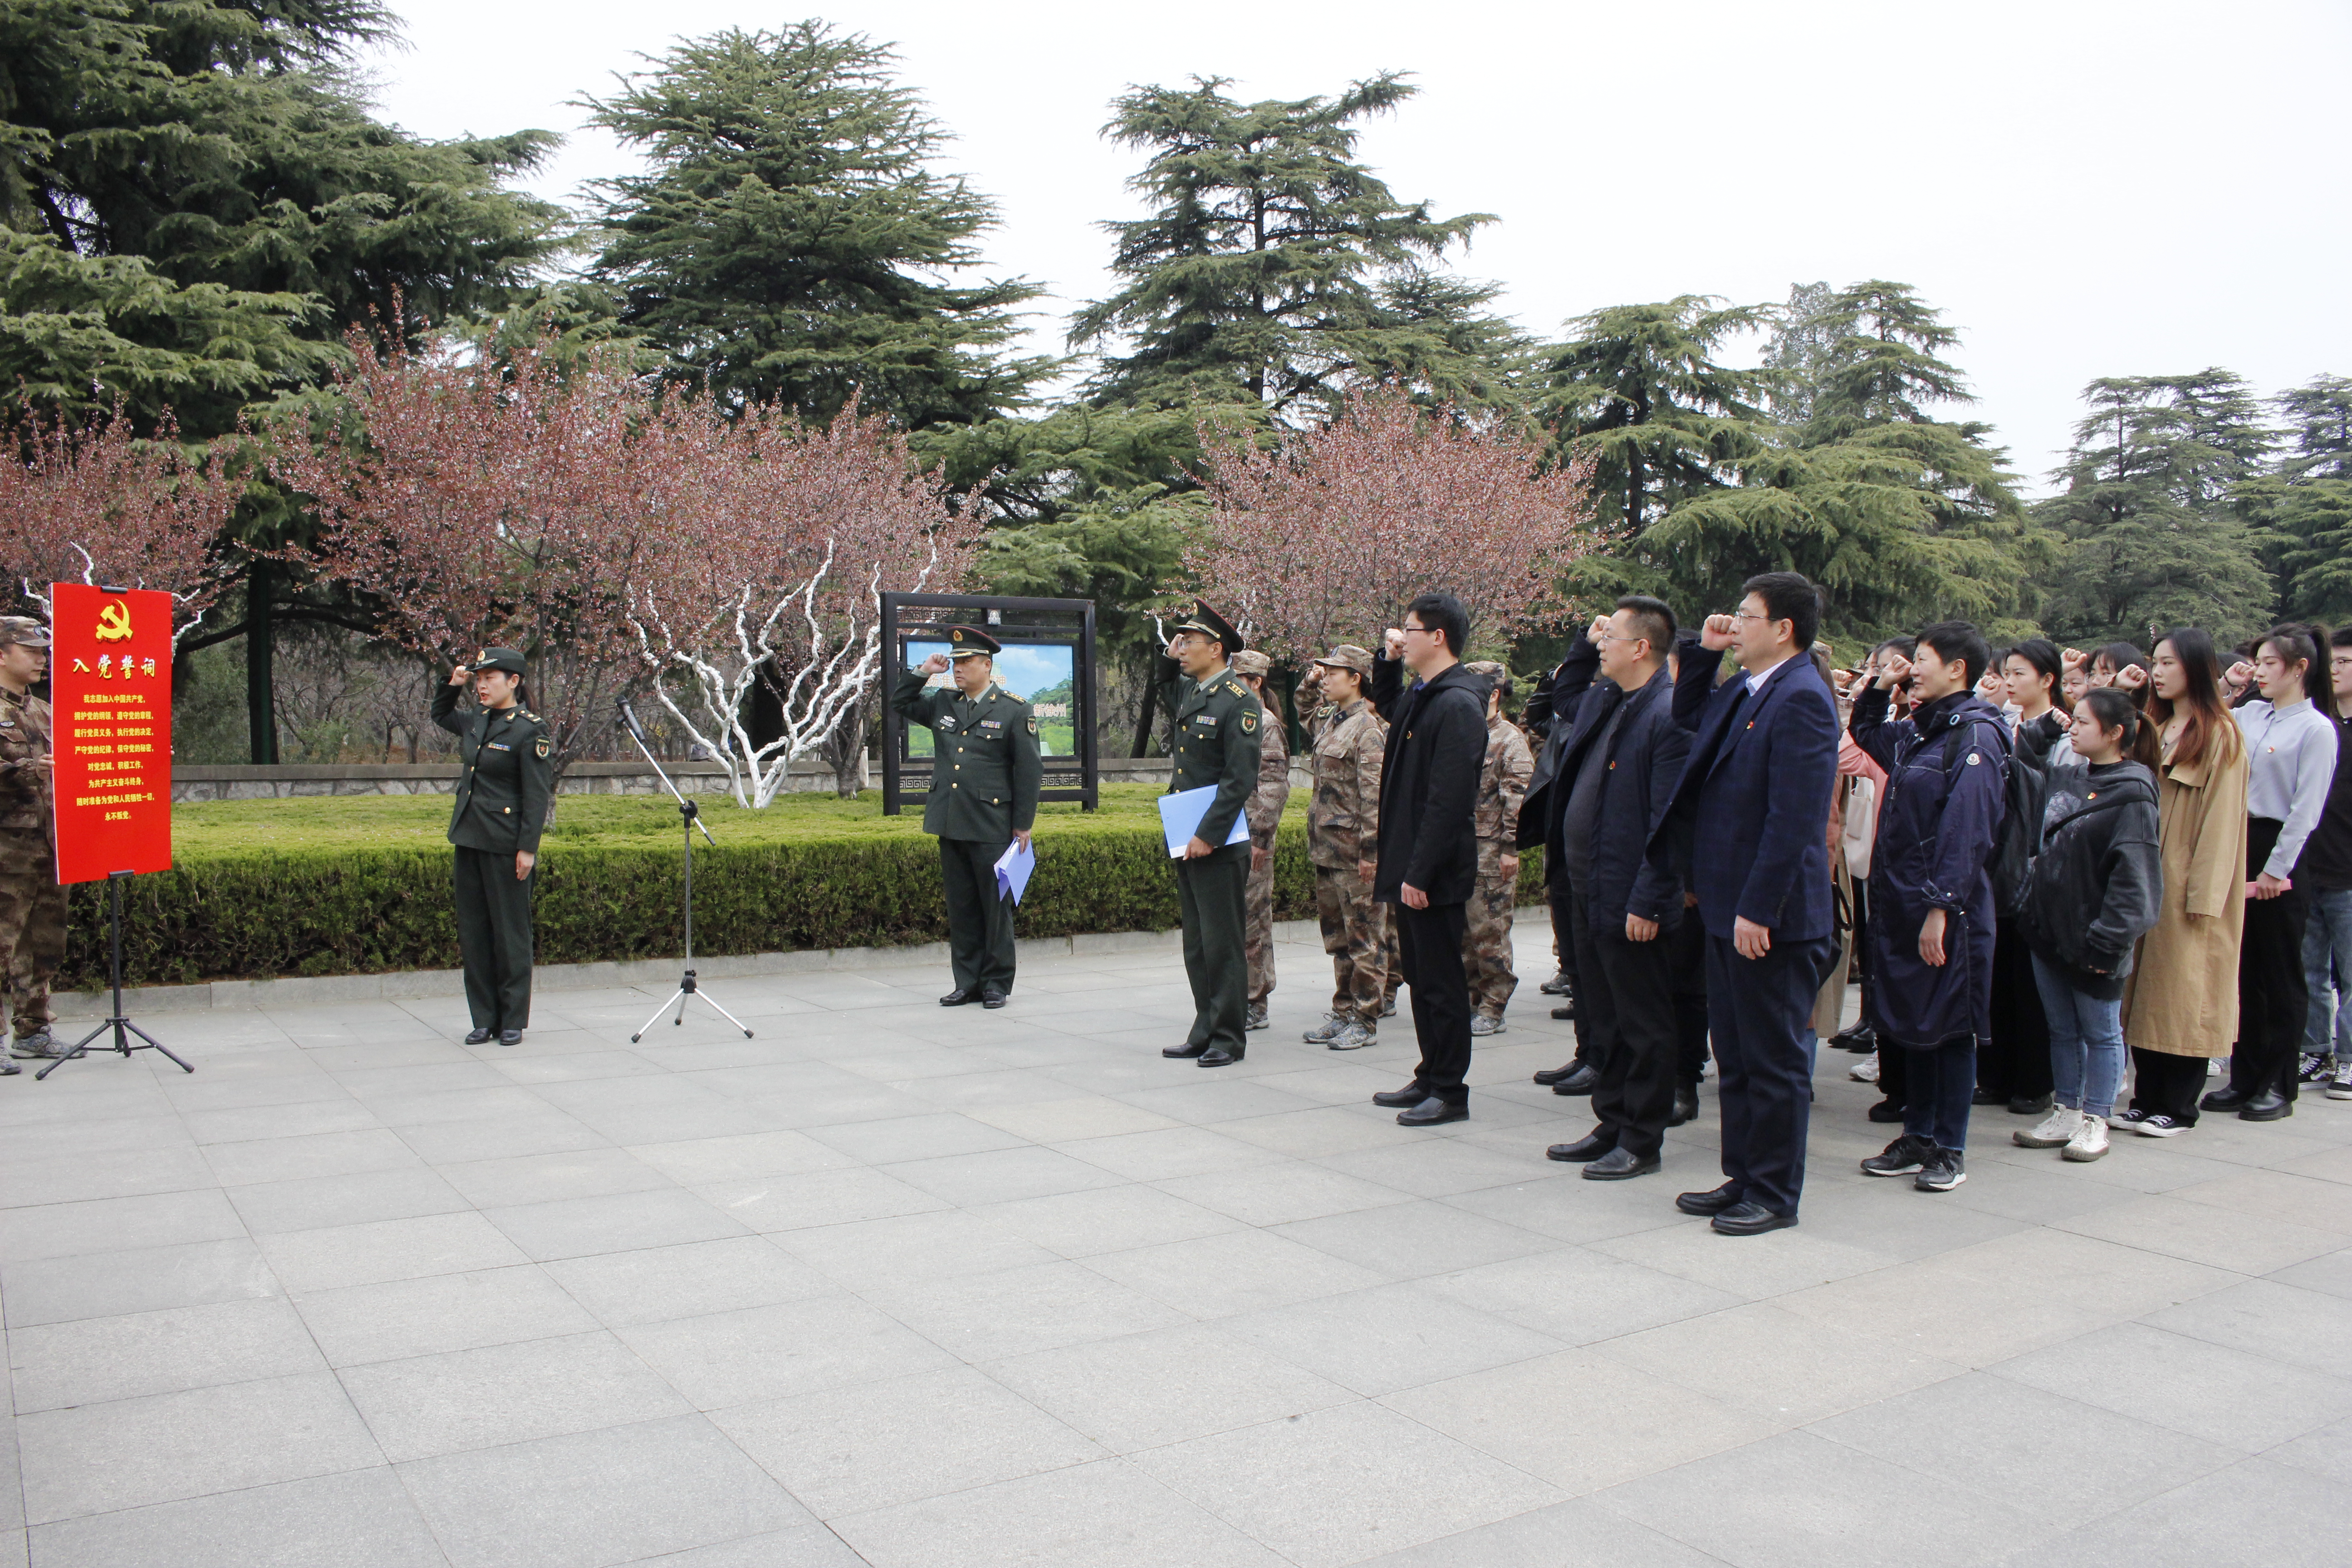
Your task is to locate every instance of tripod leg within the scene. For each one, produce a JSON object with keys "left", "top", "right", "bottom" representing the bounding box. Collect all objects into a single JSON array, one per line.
[
  {"left": 688, "top": 990, "right": 757, "bottom": 1039},
  {"left": 124, "top": 1021, "right": 196, "bottom": 1073},
  {"left": 630, "top": 990, "right": 686, "bottom": 1044}
]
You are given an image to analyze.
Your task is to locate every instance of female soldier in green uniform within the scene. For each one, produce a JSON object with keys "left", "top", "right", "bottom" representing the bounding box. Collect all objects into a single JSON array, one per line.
[{"left": 431, "top": 647, "right": 554, "bottom": 1045}]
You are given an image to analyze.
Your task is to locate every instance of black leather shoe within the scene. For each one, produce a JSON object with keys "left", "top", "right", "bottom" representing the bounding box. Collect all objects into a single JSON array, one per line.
[
  {"left": 1829, "top": 1024, "right": 1876, "bottom": 1053},
  {"left": 1584, "top": 1147, "right": 1660, "bottom": 1180},
  {"left": 1546, "top": 1132, "right": 1614, "bottom": 1162},
  {"left": 2239, "top": 1091, "right": 2294, "bottom": 1121},
  {"left": 2200, "top": 1087, "right": 2251, "bottom": 1112},
  {"left": 1668, "top": 1085, "right": 1700, "bottom": 1127},
  {"left": 464, "top": 1028, "right": 494, "bottom": 1045},
  {"left": 1550, "top": 1004, "right": 1578, "bottom": 1021},
  {"left": 940, "top": 988, "right": 975, "bottom": 1007},
  {"left": 498, "top": 1029, "right": 522, "bottom": 1047},
  {"left": 2008, "top": 1092, "right": 2053, "bottom": 1116},
  {"left": 1550, "top": 1063, "right": 1600, "bottom": 1096},
  {"left": 1970, "top": 1087, "right": 2005, "bottom": 1106},
  {"left": 1162, "top": 1041, "right": 1211, "bottom": 1059},
  {"left": 1396, "top": 1097, "right": 1468, "bottom": 1127},
  {"left": 1712, "top": 1201, "right": 1797, "bottom": 1236},
  {"left": 1372, "top": 1084, "right": 1426, "bottom": 1107},
  {"left": 1198, "top": 1046, "right": 1244, "bottom": 1068},
  {"left": 980, "top": 983, "right": 1008, "bottom": 1009},
  {"left": 1676, "top": 1182, "right": 1741, "bottom": 1216},
  {"left": 1867, "top": 1098, "right": 1904, "bottom": 1123},
  {"left": 1532, "top": 1060, "right": 1582, "bottom": 1086}
]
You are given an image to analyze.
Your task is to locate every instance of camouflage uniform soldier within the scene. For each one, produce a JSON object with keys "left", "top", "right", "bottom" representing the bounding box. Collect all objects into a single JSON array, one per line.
[
  {"left": 1300, "top": 646, "right": 1387, "bottom": 1049},
  {"left": 1230, "top": 651, "right": 1290, "bottom": 1031},
  {"left": 1462, "top": 661, "right": 1534, "bottom": 1034},
  {"left": 0, "top": 617, "right": 63, "bottom": 1070}
]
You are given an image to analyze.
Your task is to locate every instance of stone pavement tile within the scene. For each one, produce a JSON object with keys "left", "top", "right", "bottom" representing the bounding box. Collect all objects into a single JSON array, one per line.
[
  {"left": 693, "top": 1167, "right": 951, "bottom": 1233},
  {"left": 1382, "top": 1348, "right": 1784, "bottom": 1495},
  {"left": 1593, "top": 1428, "right": 2035, "bottom": 1568},
  {"left": 1113, "top": 1078, "right": 1326, "bottom": 1126},
  {"left": 1218, "top": 1105, "right": 1429, "bottom": 1158},
  {"left": 392, "top": 1107, "right": 608, "bottom": 1163},
  {"left": 361, "top": 1085, "right": 552, "bottom": 1129},
  {"left": 972, "top": 1033, "right": 1124, "bottom": 1070},
  {"left": 1271, "top": 1198, "right": 1567, "bottom": 1280},
  {"left": 398, "top": 1413, "right": 813, "bottom": 1568},
  {"left": 0, "top": 1115, "right": 191, "bottom": 1164},
  {"left": 2167, "top": 1167, "right": 2352, "bottom": 1233},
  {"left": 1807, "top": 1371, "right": 2240, "bottom": 1517},
  {"left": 338, "top": 1328, "right": 691, "bottom": 1461},
  {"left": 1594, "top": 1301, "right": 1966, "bottom": 1424},
  {"left": 772, "top": 1209, "right": 1058, "bottom": 1290},
  {"left": 1220, "top": 1280, "right": 1565, "bottom": 1398},
  {"left": 299, "top": 1039, "right": 477, "bottom": 1073},
  {"left": 2268, "top": 1246, "right": 2352, "bottom": 1298},
  {"left": 294, "top": 1263, "right": 600, "bottom": 1366},
  {"left": 2274, "top": 1144, "right": 2352, "bottom": 1186},
  {"left": 882, "top": 1146, "right": 1129, "bottom": 1206},
  {"left": 1437, "top": 1177, "right": 1690, "bottom": 1246},
  {"left": 1586, "top": 1217, "right": 1906, "bottom": 1300},
  {"left": 491, "top": 1049, "right": 671, "bottom": 1085},
  {"left": 16, "top": 1371, "right": 383, "bottom": 1524},
  {"left": 828, "top": 1457, "right": 1287, "bottom": 1568},
  {"left": 1347, "top": 1496, "right": 1728, "bottom": 1568},
  {"left": 480, "top": 1187, "right": 750, "bottom": 1262},
  {"left": 0, "top": 1237, "right": 277, "bottom": 1328},
  {"left": 525, "top": 1087, "right": 777, "bottom": 1146},
  {"left": 544, "top": 1236, "right": 836, "bottom": 1327},
  {"left": 227, "top": 1166, "right": 472, "bottom": 1235},
  {"left": 1988, "top": 1320, "right": 2352, "bottom": 1450},
  {"left": 865, "top": 1259, "right": 1192, "bottom": 1362},
  {"left": 679, "top": 1060, "right": 908, "bottom": 1102},
  {"left": 331, "top": 1060, "right": 514, "bottom": 1100},
  {"left": 984, "top": 1322, "right": 1355, "bottom": 1453},
  {"left": 624, "top": 1129, "right": 858, "bottom": 1185},
  {"left": 1422, "top": 1245, "right": 1744, "bottom": 1346},
  {"left": 2141, "top": 1277, "right": 2352, "bottom": 1377},
  {"left": 732, "top": 1083, "right": 946, "bottom": 1134},
  {"left": 2049, "top": 1192, "right": 2345, "bottom": 1274},
  {"left": 0, "top": 1082, "right": 172, "bottom": 1130},
  {"left": 10, "top": 1298, "right": 324, "bottom": 1411},
  {"left": 613, "top": 1525, "right": 868, "bottom": 1567},
  {"left": 1985, "top": 1456, "right": 2352, "bottom": 1568},
  {"left": 1155, "top": 1162, "right": 1413, "bottom": 1227},
  {"left": 22, "top": 1465, "right": 444, "bottom": 1568},
  {"left": 1929, "top": 1153, "right": 2154, "bottom": 1223},
  {"left": 436, "top": 1146, "right": 674, "bottom": 1208},
  {"left": 1054, "top": 1125, "right": 1288, "bottom": 1182},
  {"left": 1082, "top": 1228, "right": 1388, "bottom": 1318},
  {"left": 963, "top": 1095, "right": 1183, "bottom": 1143},
  {"left": 1772, "top": 1228, "right": 2237, "bottom": 1366},
  {"left": 1134, "top": 1401, "right": 1563, "bottom": 1568},
  {"left": 1759, "top": 1179, "right": 2031, "bottom": 1260},
  {"left": 888, "top": 1067, "right": 1086, "bottom": 1112},
  {"left": 0, "top": 1144, "right": 217, "bottom": 1209},
  {"left": 258, "top": 1211, "right": 530, "bottom": 1293},
  {"left": 1243, "top": 1062, "right": 1431, "bottom": 1109},
  {"left": 615, "top": 1293, "right": 958, "bottom": 1408},
  {"left": 179, "top": 1097, "right": 380, "bottom": 1144},
  {"left": 2264, "top": 1414, "right": 2352, "bottom": 1487},
  {"left": 834, "top": 1043, "right": 1010, "bottom": 1082},
  {"left": 800, "top": 1110, "right": 1027, "bottom": 1164},
  {"left": 200, "top": 1128, "right": 424, "bottom": 1187},
  {"left": 969, "top": 1184, "right": 1240, "bottom": 1259},
  {"left": 714, "top": 1364, "right": 1103, "bottom": 1516},
  {"left": 0, "top": 1190, "right": 245, "bottom": 1264},
  {"left": 2161, "top": 1119, "right": 2338, "bottom": 1171}
]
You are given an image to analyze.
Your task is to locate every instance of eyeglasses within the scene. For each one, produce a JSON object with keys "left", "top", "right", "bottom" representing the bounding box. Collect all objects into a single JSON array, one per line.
[
  {"left": 1401, "top": 623, "right": 1435, "bottom": 637},
  {"left": 1725, "top": 608, "right": 1770, "bottom": 623}
]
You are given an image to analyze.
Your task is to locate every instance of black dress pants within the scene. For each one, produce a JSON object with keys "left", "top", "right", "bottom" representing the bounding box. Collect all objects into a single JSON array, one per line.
[
  {"left": 2130, "top": 1047, "right": 2210, "bottom": 1124},
  {"left": 938, "top": 836, "right": 1016, "bottom": 993},
  {"left": 1577, "top": 904, "right": 1682, "bottom": 1159},
  {"left": 1548, "top": 872, "right": 1592, "bottom": 1063},
  {"left": 1707, "top": 930, "right": 1836, "bottom": 1217},
  {"left": 1667, "top": 904, "right": 1709, "bottom": 1087},
  {"left": 2231, "top": 817, "right": 2314, "bottom": 1101},
  {"left": 1396, "top": 900, "right": 1473, "bottom": 1105},
  {"left": 1980, "top": 925, "right": 2053, "bottom": 1102},
  {"left": 1176, "top": 843, "right": 1251, "bottom": 1053},
  {"left": 453, "top": 846, "right": 533, "bottom": 1031}
]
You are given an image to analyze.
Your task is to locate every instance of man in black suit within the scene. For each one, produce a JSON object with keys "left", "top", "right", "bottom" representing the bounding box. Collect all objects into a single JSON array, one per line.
[
  {"left": 1650, "top": 572, "right": 1840, "bottom": 1235},
  {"left": 1519, "top": 634, "right": 1602, "bottom": 1091},
  {"left": 1367, "top": 593, "right": 1491, "bottom": 1127},
  {"left": 1543, "top": 597, "right": 1692, "bottom": 1180}
]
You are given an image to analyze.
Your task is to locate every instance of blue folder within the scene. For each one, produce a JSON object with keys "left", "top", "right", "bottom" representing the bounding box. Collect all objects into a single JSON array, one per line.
[
  {"left": 1157, "top": 785, "right": 1252, "bottom": 858},
  {"left": 993, "top": 840, "right": 1036, "bottom": 904}
]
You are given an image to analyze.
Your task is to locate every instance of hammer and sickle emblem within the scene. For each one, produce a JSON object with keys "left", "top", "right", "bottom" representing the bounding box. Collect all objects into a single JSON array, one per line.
[{"left": 95, "top": 601, "right": 132, "bottom": 642}]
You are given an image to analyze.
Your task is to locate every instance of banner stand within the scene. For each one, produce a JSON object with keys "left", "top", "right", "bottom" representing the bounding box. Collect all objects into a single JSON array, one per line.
[{"left": 38, "top": 870, "right": 192, "bottom": 1081}]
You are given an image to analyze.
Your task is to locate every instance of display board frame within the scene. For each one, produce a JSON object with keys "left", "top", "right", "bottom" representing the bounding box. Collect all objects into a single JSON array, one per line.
[
  {"left": 879, "top": 593, "right": 1097, "bottom": 816},
  {"left": 49, "top": 583, "right": 173, "bottom": 883}
]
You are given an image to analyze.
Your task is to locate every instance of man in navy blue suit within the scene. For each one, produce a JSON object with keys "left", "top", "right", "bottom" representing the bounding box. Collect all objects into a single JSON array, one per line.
[{"left": 1649, "top": 572, "right": 1840, "bottom": 1235}]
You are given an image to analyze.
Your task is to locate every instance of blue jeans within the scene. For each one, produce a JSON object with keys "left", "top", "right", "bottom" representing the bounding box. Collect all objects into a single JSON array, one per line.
[
  {"left": 1902, "top": 1039, "right": 1975, "bottom": 1151},
  {"left": 2032, "top": 952, "right": 2127, "bottom": 1119},
  {"left": 2305, "top": 887, "right": 2352, "bottom": 1055}
]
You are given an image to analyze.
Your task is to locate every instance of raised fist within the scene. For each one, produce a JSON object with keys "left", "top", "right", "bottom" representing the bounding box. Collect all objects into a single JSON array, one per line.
[
  {"left": 2115, "top": 662, "right": 2149, "bottom": 691},
  {"left": 1700, "top": 613, "right": 1737, "bottom": 652},
  {"left": 2061, "top": 647, "right": 2087, "bottom": 671},
  {"left": 1383, "top": 627, "right": 1406, "bottom": 659},
  {"left": 1587, "top": 613, "right": 1612, "bottom": 647}
]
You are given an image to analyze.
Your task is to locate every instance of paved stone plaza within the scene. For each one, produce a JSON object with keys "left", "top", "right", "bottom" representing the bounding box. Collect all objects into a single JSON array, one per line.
[{"left": 2, "top": 927, "right": 2347, "bottom": 1568}]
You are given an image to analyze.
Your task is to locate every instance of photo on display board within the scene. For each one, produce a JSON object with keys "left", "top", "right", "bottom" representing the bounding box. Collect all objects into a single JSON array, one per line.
[{"left": 902, "top": 640, "right": 1077, "bottom": 757}]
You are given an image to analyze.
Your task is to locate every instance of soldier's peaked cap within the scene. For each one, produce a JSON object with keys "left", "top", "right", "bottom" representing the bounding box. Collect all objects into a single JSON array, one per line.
[
  {"left": 941, "top": 624, "right": 1001, "bottom": 657},
  {"left": 1170, "top": 601, "right": 1243, "bottom": 654},
  {"left": 471, "top": 647, "right": 526, "bottom": 675}
]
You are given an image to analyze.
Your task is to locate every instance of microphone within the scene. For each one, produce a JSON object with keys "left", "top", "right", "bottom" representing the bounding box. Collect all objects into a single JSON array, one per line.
[{"left": 617, "top": 699, "right": 648, "bottom": 744}]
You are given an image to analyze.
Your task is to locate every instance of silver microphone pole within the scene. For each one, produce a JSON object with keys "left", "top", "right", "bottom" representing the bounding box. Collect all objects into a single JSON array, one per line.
[{"left": 618, "top": 700, "right": 751, "bottom": 1043}]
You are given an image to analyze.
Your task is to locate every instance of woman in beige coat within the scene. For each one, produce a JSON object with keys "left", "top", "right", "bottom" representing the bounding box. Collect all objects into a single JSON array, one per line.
[{"left": 2118, "top": 628, "right": 2248, "bottom": 1136}]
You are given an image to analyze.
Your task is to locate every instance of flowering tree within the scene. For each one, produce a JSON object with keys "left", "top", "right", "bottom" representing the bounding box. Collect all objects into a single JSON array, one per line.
[
  {"left": 0, "top": 407, "right": 244, "bottom": 642},
  {"left": 275, "top": 335, "right": 662, "bottom": 772},
  {"left": 1191, "top": 389, "right": 1597, "bottom": 666},
  {"left": 628, "top": 397, "right": 980, "bottom": 806}
]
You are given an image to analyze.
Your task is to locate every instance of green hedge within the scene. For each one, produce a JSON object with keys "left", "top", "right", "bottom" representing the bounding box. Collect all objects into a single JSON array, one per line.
[{"left": 66, "top": 789, "right": 1545, "bottom": 989}]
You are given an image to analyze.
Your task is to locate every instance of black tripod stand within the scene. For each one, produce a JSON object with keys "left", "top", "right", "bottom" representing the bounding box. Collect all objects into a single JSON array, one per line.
[
  {"left": 618, "top": 702, "right": 752, "bottom": 1044},
  {"left": 41, "top": 870, "right": 195, "bottom": 1080}
]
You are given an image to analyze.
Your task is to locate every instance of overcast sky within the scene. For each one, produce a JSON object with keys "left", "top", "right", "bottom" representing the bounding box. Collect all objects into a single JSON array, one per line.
[{"left": 361, "top": 0, "right": 2349, "bottom": 493}]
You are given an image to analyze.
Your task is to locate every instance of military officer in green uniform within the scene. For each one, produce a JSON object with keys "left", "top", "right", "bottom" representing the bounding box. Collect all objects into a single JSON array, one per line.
[
  {"left": 1160, "top": 602, "right": 1263, "bottom": 1067},
  {"left": 892, "top": 624, "right": 1043, "bottom": 1008},
  {"left": 431, "top": 647, "right": 554, "bottom": 1045}
]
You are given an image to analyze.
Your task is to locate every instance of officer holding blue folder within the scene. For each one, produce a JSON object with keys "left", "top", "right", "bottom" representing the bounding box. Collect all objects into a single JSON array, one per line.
[{"left": 1160, "top": 603, "right": 1262, "bottom": 1067}]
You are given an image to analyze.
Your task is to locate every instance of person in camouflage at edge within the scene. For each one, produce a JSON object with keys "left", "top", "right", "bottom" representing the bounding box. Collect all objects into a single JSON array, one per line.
[
  {"left": 1463, "top": 661, "right": 1535, "bottom": 1035},
  {"left": 0, "top": 617, "right": 65, "bottom": 1070},
  {"left": 1299, "top": 646, "right": 1388, "bottom": 1049},
  {"left": 1230, "top": 651, "right": 1290, "bottom": 1031}
]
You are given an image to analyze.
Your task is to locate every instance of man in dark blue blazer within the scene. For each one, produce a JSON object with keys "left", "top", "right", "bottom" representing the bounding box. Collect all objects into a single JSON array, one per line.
[{"left": 1649, "top": 572, "right": 1840, "bottom": 1235}]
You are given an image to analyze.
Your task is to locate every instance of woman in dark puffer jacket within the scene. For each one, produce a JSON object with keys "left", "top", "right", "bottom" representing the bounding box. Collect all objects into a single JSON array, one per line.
[{"left": 2015, "top": 688, "right": 2164, "bottom": 1161}]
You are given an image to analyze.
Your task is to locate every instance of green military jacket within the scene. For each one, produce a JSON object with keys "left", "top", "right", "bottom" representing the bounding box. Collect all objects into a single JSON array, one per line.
[
  {"left": 893, "top": 668, "right": 1043, "bottom": 842},
  {"left": 431, "top": 683, "right": 555, "bottom": 854},
  {"left": 1164, "top": 660, "right": 1263, "bottom": 849}
]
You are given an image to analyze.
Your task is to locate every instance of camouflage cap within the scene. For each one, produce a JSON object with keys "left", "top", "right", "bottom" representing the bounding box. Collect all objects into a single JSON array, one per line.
[
  {"left": 1311, "top": 644, "right": 1372, "bottom": 677},
  {"left": 1228, "top": 650, "right": 1273, "bottom": 678},
  {"left": 1463, "top": 660, "right": 1507, "bottom": 679},
  {"left": 0, "top": 617, "right": 51, "bottom": 649}
]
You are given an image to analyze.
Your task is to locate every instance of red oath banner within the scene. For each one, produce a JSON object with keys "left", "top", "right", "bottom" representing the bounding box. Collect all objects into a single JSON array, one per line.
[{"left": 50, "top": 583, "right": 173, "bottom": 883}]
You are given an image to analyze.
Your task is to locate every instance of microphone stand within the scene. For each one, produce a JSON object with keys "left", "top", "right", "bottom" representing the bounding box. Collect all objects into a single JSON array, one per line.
[{"left": 617, "top": 701, "right": 753, "bottom": 1044}]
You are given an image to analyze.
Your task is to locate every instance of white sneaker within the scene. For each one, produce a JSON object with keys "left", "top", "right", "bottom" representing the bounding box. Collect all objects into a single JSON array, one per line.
[
  {"left": 1850, "top": 1053, "right": 1880, "bottom": 1083},
  {"left": 2062, "top": 1113, "right": 2111, "bottom": 1161},
  {"left": 2015, "top": 1106, "right": 2082, "bottom": 1148}
]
